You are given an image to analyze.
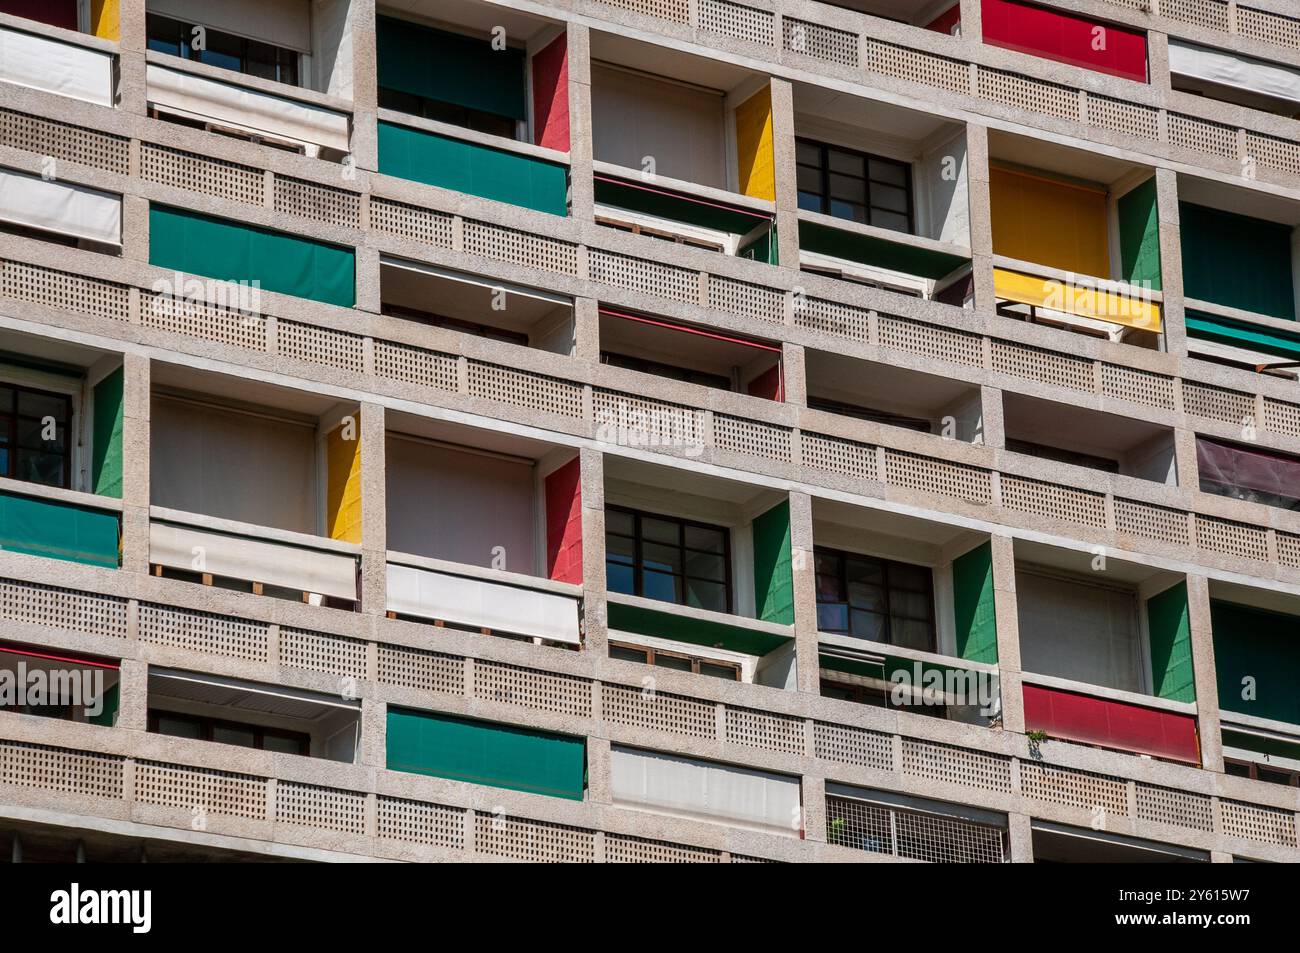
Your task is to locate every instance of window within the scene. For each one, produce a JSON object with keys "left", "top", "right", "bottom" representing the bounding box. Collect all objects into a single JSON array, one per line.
[
  {"left": 606, "top": 506, "right": 731, "bottom": 613},
  {"left": 377, "top": 88, "right": 518, "bottom": 139},
  {"left": 796, "top": 139, "right": 913, "bottom": 233},
  {"left": 1006, "top": 438, "right": 1120, "bottom": 474},
  {"left": 1225, "top": 758, "right": 1300, "bottom": 787},
  {"left": 381, "top": 303, "right": 530, "bottom": 346},
  {"left": 814, "top": 547, "right": 935, "bottom": 651},
  {"left": 820, "top": 677, "right": 948, "bottom": 718},
  {"left": 595, "top": 214, "right": 727, "bottom": 253},
  {"left": 610, "top": 642, "right": 741, "bottom": 680},
  {"left": 148, "top": 710, "right": 310, "bottom": 755},
  {"left": 0, "top": 383, "right": 73, "bottom": 489},
  {"left": 601, "top": 351, "right": 732, "bottom": 391},
  {"left": 146, "top": 14, "right": 300, "bottom": 86}
]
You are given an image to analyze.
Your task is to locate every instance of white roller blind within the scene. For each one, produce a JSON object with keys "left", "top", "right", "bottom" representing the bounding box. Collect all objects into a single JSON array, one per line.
[
  {"left": 385, "top": 436, "right": 535, "bottom": 575},
  {"left": 1016, "top": 570, "right": 1143, "bottom": 693},
  {"left": 591, "top": 64, "right": 725, "bottom": 189},
  {"left": 149, "top": 0, "right": 312, "bottom": 52},
  {"left": 0, "top": 25, "right": 114, "bottom": 106},
  {"left": 610, "top": 745, "right": 800, "bottom": 834},
  {"left": 0, "top": 169, "right": 120, "bottom": 245},
  {"left": 151, "top": 396, "right": 318, "bottom": 534},
  {"left": 386, "top": 563, "right": 580, "bottom": 645},
  {"left": 146, "top": 64, "right": 351, "bottom": 153},
  {"left": 1170, "top": 40, "right": 1300, "bottom": 106},
  {"left": 151, "top": 523, "right": 357, "bottom": 600}
]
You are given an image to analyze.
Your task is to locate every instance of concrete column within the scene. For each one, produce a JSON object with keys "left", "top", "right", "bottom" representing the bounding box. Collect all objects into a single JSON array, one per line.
[
  {"left": 359, "top": 698, "right": 386, "bottom": 768},
  {"left": 586, "top": 737, "right": 613, "bottom": 804},
  {"left": 120, "top": 353, "right": 151, "bottom": 575},
  {"left": 566, "top": 24, "right": 596, "bottom": 223},
  {"left": 1154, "top": 167, "right": 1187, "bottom": 356},
  {"left": 964, "top": 124, "right": 997, "bottom": 314},
  {"left": 355, "top": 246, "right": 382, "bottom": 316},
  {"left": 977, "top": 385, "right": 1004, "bottom": 447},
  {"left": 348, "top": 0, "right": 379, "bottom": 172},
  {"left": 574, "top": 296, "right": 600, "bottom": 363},
  {"left": 801, "top": 773, "right": 827, "bottom": 843},
  {"left": 957, "top": 0, "right": 982, "bottom": 40},
  {"left": 359, "top": 402, "right": 387, "bottom": 617},
  {"left": 990, "top": 532, "right": 1025, "bottom": 733},
  {"left": 1185, "top": 574, "right": 1224, "bottom": 772},
  {"left": 1008, "top": 812, "right": 1034, "bottom": 862},
  {"left": 781, "top": 342, "right": 806, "bottom": 406},
  {"left": 788, "top": 490, "right": 820, "bottom": 695},
  {"left": 115, "top": 0, "right": 148, "bottom": 117},
  {"left": 579, "top": 447, "right": 608, "bottom": 655},
  {"left": 769, "top": 77, "right": 801, "bottom": 268},
  {"left": 1171, "top": 428, "right": 1200, "bottom": 492},
  {"left": 120, "top": 195, "right": 150, "bottom": 265},
  {"left": 115, "top": 658, "right": 149, "bottom": 732}
]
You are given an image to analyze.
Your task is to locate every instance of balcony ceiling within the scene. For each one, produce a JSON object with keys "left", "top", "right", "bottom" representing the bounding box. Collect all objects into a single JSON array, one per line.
[
  {"left": 151, "top": 362, "right": 340, "bottom": 418},
  {"left": 1002, "top": 392, "right": 1169, "bottom": 456},
  {"left": 590, "top": 31, "right": 755, "bottom": 93},
  {"left": 0, "top": 327, "right": 109, "bottom": 369},
  {"left": 813, "top": 496, "right": 979, "bottom": 547},
  {"left": 1178, "top": 173, "right": 1300, "bottom": 226},
  {"left": 386, "top": 410, "right": 561, "bottom": 462},
  {"left": 1015, "top": 538, "right": 1177, "bottom": 587},
  {"left": 988, "top": 130, "right": 1142, "bottom": 189},
  {"left": 382, "top": 0, "right": 558, "bottom": 44},
  {"left": 795, "top": 83, "right": 953, "bottom": 144}
]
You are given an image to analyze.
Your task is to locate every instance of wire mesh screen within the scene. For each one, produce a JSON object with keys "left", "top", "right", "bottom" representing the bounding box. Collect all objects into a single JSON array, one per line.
[{"left": 826, "top": 794, "right": 1007, "bottom": 863}]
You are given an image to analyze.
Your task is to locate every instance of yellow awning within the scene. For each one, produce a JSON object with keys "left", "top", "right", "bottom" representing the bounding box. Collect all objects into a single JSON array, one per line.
[{"left": 994, "top": 268, "right": 1162, "bottom": 332}]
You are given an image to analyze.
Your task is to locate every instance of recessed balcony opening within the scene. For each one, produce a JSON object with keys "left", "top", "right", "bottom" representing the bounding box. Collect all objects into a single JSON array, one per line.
[
  {"left": 589, "top": 31, "right": 777, "bottom": 254},
  {"left": 804, "top": 350, "right": 983, "bottom": 440},
  {"left": 812, "top": 500, "right": 999, "bottom": 726},
  {"left": 380, "top": 258, "right": 575, "bottom": 355},
  {"left": 1197, "top": 435, "right": 1300, "bottom": 511},
  {"left": 1177, "top": 174, "right": 1300, "bottom": 379},
  {"left": 793, "top": 84, "right": 972, "bottom": 301},
  {"left": 384, "top": 413, "right": 582, "bottom": 649},
  {"left": 988, "top": 132, "right": 1162, "bottom": 349},
  {"left": 0, "top": 167, "right": 121, "bottom": 256},
  {"left": 0, "top": 642, "right": 120, "bottom": 727},
  {"left": 603, "top": 456, "right": 796, "bottom": 689},
  {"left": 1209, "top": 581, "right": 1300, "bottom": 784},
  {"left": 1014, "top": 539, "right": 1199, "bottom": 763},
  {"left": 143, "top": 0, "right": 353, "bottom": 158},
  {"left": 1171, "top": 39, "right": 1300, "bottom": 119},
  {"left": 1031, "top": 822, "right": 1208, "bottom": 863},
  {"left": 148, "top": 365, "right": 361, "bottom": 608},
  {"left": 147, "top": 667, "right": 361, "bottom": 763},
  {"left": 1002, "top": 392, "right": 1177, "bottom": 483},
  {"left": 814, "top": 0, "right": 960, "bottom": 32},
  {"left": 598, "top": 308, "right": 782, "bottom": 399}
]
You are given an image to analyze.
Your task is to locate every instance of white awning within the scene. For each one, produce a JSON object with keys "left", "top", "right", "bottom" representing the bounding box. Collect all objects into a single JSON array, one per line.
[
  {"left": 150, "top": 522, "right": 357, "bottom": 601},
  {"left": 146, "top": 63, "right": 350, "bottom": 154},
  {"left": 610, "top": 745, "right": 801, "bottom": 835},
  {"left": 0, "top": 168, "right": 121, "bottom": 245},
  {"left": 386, "top": 563, "right": 580, "bottom": 645},
  {"left": 1170, "top": 39, "right": 1300, "bottom": 106},
  {"left": 0, "top": 26, "right": 115, "bottom": 107}
]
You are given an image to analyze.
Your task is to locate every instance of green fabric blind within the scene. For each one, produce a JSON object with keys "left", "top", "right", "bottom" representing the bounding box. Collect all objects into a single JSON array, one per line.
[
  {"left": 594, "top": 177, "right": 772, "bottom": 237},
  {"left": 752, "top": 500, "right": 794, "bottom": 626},
  {"left": 91, "top": 367, "right": 123, "bottom": 499},
  {"left": 89, "top": 682, "right": 119, "bottom": 727},
  {"left": 0, "top": 491, "right": 118, "bottom": 568},
  {"left": 1179, "top": 203, "right": 1295, "bottom": 321},
  {"left": 739, "top": 223, "right": 778, "bottom": 265},
  {"left": 378, "top": 121, "right": 568, "bottom": 217},
  {"left": 606, "top": 601, "right": 790, "bottom": 656},
  {"left": 386, "top": 707, "right": 585, "bottom": 800},
  {"left": 1118, "top": 177, "right": 1161, "bottom": 290},
  {"left": 951, "top": 541, "right": 998, "bottom": 664},
  {"left": 1186, "top": 310, "right": 1300, "bottom": 362},
  {"left": 1211, "top": 599, "right": 1300, "bottom": 726},
  {"left": 798, "top": 220, "right": 969, "bottom": 281},
  {"left": 376, "top": 16, "right": 526, "bottom": 121},
  {"left": 148, "top": 206, "right": 356, "bottom": 308},
  {"left": 1145, "top": 581, "right": 1195, "bottom": 703}
]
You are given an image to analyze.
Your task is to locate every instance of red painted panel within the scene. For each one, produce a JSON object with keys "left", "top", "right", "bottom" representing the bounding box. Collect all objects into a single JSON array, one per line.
[
  {"left": 531, "top": 33, "right": 570, "bottom": 152},
  {"left": 1023, "top": 684, "right": 1200, "bottom": 763},
  {"left": 981, "top": 0, "right": 1148, "bottom": 83},
  {"left": 0, "top": 0, "right": 78, "bottom": 29},
  {"left": 925, "top": 4, "right": 962, "bottom": 37},
  {"left": 545, "top": 457, "right": 583, "bottom": 584},
  {"left": 746, "top": 363, "right": 784, "bottom": 402}
]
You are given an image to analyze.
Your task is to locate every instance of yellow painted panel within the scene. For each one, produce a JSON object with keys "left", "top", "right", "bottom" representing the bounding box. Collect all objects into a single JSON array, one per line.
[
  {"left": 994, "top": 268, "right": 1161, "bottom": 332},
  {"left": 990, "top": 167, "right": 1109, "bottom": 277},
  {"left": 735, "top": 86, "right": 775, "bottom": 202},
  {"left": 326, "top": 412, "right": 363, "bottom": 544},
  {"left": 91, "top": 0, "right": 120, "bottom": 41}
]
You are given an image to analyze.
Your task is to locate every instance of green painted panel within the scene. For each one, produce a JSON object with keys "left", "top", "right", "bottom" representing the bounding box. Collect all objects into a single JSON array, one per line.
[
  {"left": 594, "top": 177, "right": 771, "bottom": 237},
  {"left": 607, "top": 601, "right": 790, "bottom": 656},
  {"left": 1179, "top": 202, "right": 1295, "bottom": 321},
  {"left": 89, "top": 682, "right": 119, "bottom": 727},
  {"left": 148, "top": 206, "right": 355, "bottom": 308},
  {"left": 91, "top": 367, "right": 123, "bottom": 499},
  {"left": 1146, "top": 582, "right": 1195, "bottom": 703},
  {"left": 1211, "top": 599, "right": 1300, "bottom": 727},
  {"left": 798, "top": 220, "right": 969, "bottom": 281},
  {"left": 386, "top": 707, "right": 585, "bottom": 800},
  {"left": 1118, "top": 177, "right": 1161, "bottom": 290},
  {"left": 378, "top": 121, "right": 568, "bottom": 216},
  {"left": 819, "top": 652, "right": 885, "bottom": 680},
  {"left": 752, "top": 501, "right": 794, "bottom": 626},
  {"left": 739, "top": 222, "right": 778, "bottom": 265},
  {"left": 1186, "top": 310, "right": 1300, "bottom": 362},
  {"left": 952, "top": 542, "right": 998, "bottom": 664},
  {"left": 376, "top": 16, "right": 526, "bottom": 121},
  {"left": 0, "top": 492, "right": 118, "bottom": 568}
]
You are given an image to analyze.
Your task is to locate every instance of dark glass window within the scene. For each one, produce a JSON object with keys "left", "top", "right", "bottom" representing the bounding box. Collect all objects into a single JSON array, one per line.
[
  {"left": 807, "top": 395, "right": 931, "bottom": 433},
  {"left": 601, "top": 351, "right": 732, "bottom": 391},
  {"left": 149, "top": 709, "right": 310, "bottom": 755},
  {"left": 146, "top": 14, "right": 300, "bottom": 87},
  {"left": 814, "top": 547, "right": 935, "bottom": 651},
  {"left": 606, "top": 506, "right": 731, "bottom": 613},
  {"left": 819, "top": 678, "right": 947, "bottom": 718},
  {"left": 1224, "top": 758, "right": 1300, "bottom": 787},
  {"left": 797, "top": 138, "right": 913, "bottom": 233},
  {"left": 0, "top": 383, "right": 73, "bottom": 489},
  {"left": 377, "top": 87, "right": 517, "bottom": 140}
]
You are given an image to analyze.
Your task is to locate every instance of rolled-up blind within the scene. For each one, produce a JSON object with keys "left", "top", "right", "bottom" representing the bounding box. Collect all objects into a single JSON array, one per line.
[
  {"left": 981, "top": 0, "right": 1148, "bottom": 83},
  {"left": 0, "top": 168, "right": 121, "bottom": 245},
  {"left": 990, "top": 167, "right": 1110, "bottom": 277},
  {"left": 0, "top": 25, "right": 115, "bottom": 106},
  {"left": 1017, "top": 569, "right": 1142, "bottom": 693},
  {"left": 1170, "top": 39, "right": 1300, "bottom": 107}
]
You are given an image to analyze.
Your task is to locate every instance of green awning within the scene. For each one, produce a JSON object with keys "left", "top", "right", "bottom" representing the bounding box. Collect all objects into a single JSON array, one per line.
[
  {"left": 799, "top": 220, "right": 968, "bottom": 281},
  {"left": 607, "top": 600, "right": 791, "bottom": 656},
  {"left": 595, "top": 176, "right": 772, "bottom": 237},
  {"left": 819, "top": 652, "right": 885, "bottom": 680},
  {"left": 386, "top": 707, "right": 585, "bottom": 800},
  {"left": 0, "top": 491, "right": 119, "bottom": 568},
  {"left": 149, "top": 206, "right": 355, "bottom": 308},
  {"left": 1211, "top": 599, "right": 1300, "bottom": 727},
  {"left": 1186, "top": 310, "right": 1300, "bottom": 362},
  {"left": 376, "top": 16, "right": 526, "bottom": 121},
  {"left": 1180, "top": 202, "right": 1295, "bottom": 321},
  {"left": 378, "top": 121, "right": 568, "bottom": 217}
]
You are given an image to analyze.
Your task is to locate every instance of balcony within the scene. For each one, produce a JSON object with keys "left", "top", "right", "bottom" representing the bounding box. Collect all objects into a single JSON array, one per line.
[
  {"left": 147, "top": 365, "right": 362, "bottom": 606},
  {"left": 0, "top": 166, "right": 121, "bottom": 254},
  {"left": 793, "top": 82, "right": 972, "bottom": 300},
  {"left": 980, "top": 0, "right": 1149, "bottom": 83},
  {"left": 0, "top": 641, "right": 119, "bottom": 726},
  {"left": 1170, "top": 38, "right": 1300, "bottom": 118},
  {"left": 1031, "top": 821, "right": 1208, "bottom": 863},
  {"left": 0, "top": 15, "right": 115, "bottom": 106},
  {"left": 826, "top": 784, "right": 1010, "bottom": 863}
]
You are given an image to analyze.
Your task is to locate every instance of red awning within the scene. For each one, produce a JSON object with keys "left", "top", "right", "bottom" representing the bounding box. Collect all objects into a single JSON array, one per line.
[
  {"left": 1197, "top": 437, "right": 1300, "bottom": 504},
  {"left": 1023, "top": 684, "right": 1200, "bottom": 763},
  {"left": 982, "top": 0, "right": 1149, "bottom": 83}
]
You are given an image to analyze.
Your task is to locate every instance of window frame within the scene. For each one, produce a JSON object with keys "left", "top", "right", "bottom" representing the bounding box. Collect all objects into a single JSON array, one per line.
[
  {"left": 796, "top": 137, "right": 915, "bottom": 234},
  {"left": 0, "top": 378, "right": 77, "bottom": 491},
  {"left": 145, "top": 13, "right": 301, "bottom": 87},
  {"left": 148, "top": 708, "right": 311, "bottom": 755},
  {"left": 609, "top": 641, "right": 741, "bottom": 680},
  {"left": 813, "top": 545, "right": 937, "bottom": 651},
  {"left": 605, "top": 505, "right": 734, "bottom": 614}
]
